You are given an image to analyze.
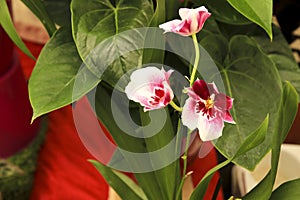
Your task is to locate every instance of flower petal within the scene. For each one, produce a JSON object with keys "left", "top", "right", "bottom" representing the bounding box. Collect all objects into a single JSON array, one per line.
[
  {"left": 159, "top": 19, "right": 183, "bottom": 33},
  {"left": 125, "top": 67, "right": 174, "bottom": 111},
  {"left": 197, "top": 115, "right": 224, "bottom": 141},
  {"left": 182, "top": 98, "right": 199, "bottom": 130},
  {"left": 159, "top": 6, "right": 210, "bottom": 36},
  {"left": 192, "top": 79, "right": 210, "bottom": 100},
  {"left": 196, "top": 10, "right": 211, "bottom": 31},
  {"left": 224, "top": 111, "right": 235, "bottom": 124},
  {"left": 179, "top": 8, "right": 191, "bottom": 20},
  {"left": 125, "top": 67, "right": 165, "bottom": 98}
]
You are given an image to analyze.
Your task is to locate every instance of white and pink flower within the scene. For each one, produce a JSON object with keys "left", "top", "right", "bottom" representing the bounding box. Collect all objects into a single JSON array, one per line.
[
  {"left": 159, "top": 6, "right": 211, "bottom": 36},
  {"left": 125, "top": 67, "right": 174, "bottom": 112},
  {"left": 182, "top": 79, "right": 235, "bottom": 141}
]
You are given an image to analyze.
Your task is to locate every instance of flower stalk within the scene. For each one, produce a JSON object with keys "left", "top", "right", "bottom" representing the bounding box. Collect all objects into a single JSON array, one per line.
[
  {"left": 190, "top": 34, "right": 200, "bottom": 86},
  {"left": 175, "top": 130, "right": 192, "bottom": 200},
  {"left": 170, "top": 100, "right": 183, "bottom": 112}
]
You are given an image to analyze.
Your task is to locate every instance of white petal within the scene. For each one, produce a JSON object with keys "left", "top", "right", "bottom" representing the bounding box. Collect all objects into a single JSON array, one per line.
[
  {"left": 197, "top": 116, "right": 224, "bottom": 141},
  {"left": 195, "top": 6, "right": 209, "bottom": 13},
  {"left": 159, "top": 20, "right": 182, "bottom": 32},
  {"left": 182, "top": 98, "right": 199, "bottom": 130},
  {"left": 179, "top": 8, "right": 192, "bottom": 20},
  {"left": 125, "top": 67, "right": 164, "bottom": 98}
]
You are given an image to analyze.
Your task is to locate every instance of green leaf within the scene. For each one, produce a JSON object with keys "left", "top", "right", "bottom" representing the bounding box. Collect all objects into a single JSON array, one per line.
[
  {"left": 43, "top": 0, "right": 71, "bottom": 27},
  {"left": 20, "top": 0, "right": 56, "bottom": 36},
  {"left": 142, "top": 0, "right": 165, "bottom": 65},
  {"left": 94, "top": 83, "right": 166, "bottom": 200},
  {"left": 214, "top": 35, "right": 282, "bottom": 170},
  {"left": 0, "top": 0, "right": 34, "bottom": 59},
  {"left": 197, "top": 0, "right": 251, "bottom": 25},
  {"left": 199, "top": 34, "right": 228, "bottom": 66},
  {"left": 190, "top": 115, "right": 269, "bottom": 200},
  {"left": 243, "top": 82, "right": 298, "bottom": 200},
  {"left": 89, "top": 160, "right": 147, "bottom": 200},
  {"left": 71, "top": 0, "right": 153, "bottom": 86},
  {"left": 29, "top": 27, "right": 98, "bottom": 120},
  {"left": 269, "top": 54, "right": 300, "bottom": 100},
  {"left": 270, "top": 178, "right": 300, "bottom": 199},
  {"left": 227, "top": 0, "right": 273, "bottom": 40},
  {"left": 139, "top": 108, "right": 180, "bottom": 200}
]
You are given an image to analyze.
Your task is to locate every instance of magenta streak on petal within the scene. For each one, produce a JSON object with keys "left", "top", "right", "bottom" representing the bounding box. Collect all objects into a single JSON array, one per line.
[
  {"left": 197, "top": 11, "right": 211, "bottom": 31},
  {"left": 192, "top": 80, "right": 210, "bottom": 100},
  {"left": 148, "top": 87, "right": 165, "bottom": 106},
  {"left": 174, "top": 20, "right": 191, "bottom": 36}
]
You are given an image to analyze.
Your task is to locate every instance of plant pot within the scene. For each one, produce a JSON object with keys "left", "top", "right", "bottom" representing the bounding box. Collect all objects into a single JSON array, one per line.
[
  {"left": 0, "top": 51, "right": 40, "bottom": 158},
  {"left": 0, "top": 18, "right": 40, "bottom": 158},
  {"left": 0, "top": 1, "right": 13, "bottom": 76}
]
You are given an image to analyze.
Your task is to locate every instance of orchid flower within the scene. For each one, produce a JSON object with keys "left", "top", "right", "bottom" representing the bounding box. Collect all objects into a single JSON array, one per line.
[
  {"left": 182, "top": 79, "right": 235, "bottom": 141},
  {"left": 125, "top": 67, "right": 174, "bottom": 112},
  {"left": 159, "top": 6, "right": 211, "bottom": 36}
]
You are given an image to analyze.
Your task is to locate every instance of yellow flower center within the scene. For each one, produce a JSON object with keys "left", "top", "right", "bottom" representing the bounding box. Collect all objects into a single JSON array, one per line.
[{"left": 205, "top": 98, "right": 214, "bottom": 109}]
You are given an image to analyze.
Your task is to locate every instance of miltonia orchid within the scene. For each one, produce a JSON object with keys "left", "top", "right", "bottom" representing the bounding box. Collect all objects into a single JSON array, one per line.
[
  {"left": 125, "top": 67, "right": 174, "bottom": 112},
  {"left": 159, "top": 6, "right": 211, "bottom": 36},
  {"left": 182, "top": 79, "right": 235, "bottom": 141}
]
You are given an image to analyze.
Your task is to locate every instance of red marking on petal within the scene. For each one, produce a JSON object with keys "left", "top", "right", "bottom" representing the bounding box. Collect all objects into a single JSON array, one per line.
[
  {"left": 192, "top": 80, "right": 210, "bottom": 100},
  {"left": 196, "top": 11, "right": 211, "bottom": 32},
  {"left": 155, "top": 88, "right": 165, "bottom": 98},
  {"left": 176, "top": 20, "right": 192, "bottom": 36}
]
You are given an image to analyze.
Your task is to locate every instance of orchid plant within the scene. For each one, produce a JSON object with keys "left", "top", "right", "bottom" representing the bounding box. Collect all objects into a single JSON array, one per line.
[{"left": 1, "top": 0, "right": 300, "bottom": 199}]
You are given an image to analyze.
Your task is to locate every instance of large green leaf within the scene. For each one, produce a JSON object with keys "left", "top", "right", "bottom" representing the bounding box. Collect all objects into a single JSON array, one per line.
[
  {"left": 212, "top": 35, "right": 282, "bottom": 170},
  {"left": 20, "top": 0, "right": 56, "bottom": 36},
  {"left": 89, "top": 160, "right": 147, "bottom": 200},
  {"left": 211, "top": 22, "right": 300, "bottom": 99},
  {"left": 29, "top": 27, "right": 98, "bottom": 120},
  {"left": 190, "top": 115, "right": 269, "bottom": 200},
  {"left": 140, "top": 108, "right": 180, "bottom": 200},
  {"left": 270, "top": 178, "right": 300, "bottom": 199},
  {"left": 71, "top": 0, "right": 153, "bottom": 87},
  {"left": 227, "top": 0, "right": 273, "bottom": 39},
  {"left": 0, "top": 0, "right": 34, "bottom": 59},
  {"left": 43, "top": 0, "right": 71, "bottom": 27},
  {"left": 94, "top": 83, "right": 167, "bottom": 200},
  {"left": 244, "top": 82, "right": 298, "bottom": 200},
  {"left": 193, "top": 0, "right": 251, "bottom": 25},
  {"left": 142, "top": 0, "right": 165, "bottom": 65}
]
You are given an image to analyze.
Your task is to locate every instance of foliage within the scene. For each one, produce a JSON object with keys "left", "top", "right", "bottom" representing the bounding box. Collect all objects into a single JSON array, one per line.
[{"left": 1, "top": 0, "right": 300, "bottom": 199}]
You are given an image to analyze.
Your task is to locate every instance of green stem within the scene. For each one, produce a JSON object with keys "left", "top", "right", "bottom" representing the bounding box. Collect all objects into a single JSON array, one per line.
[
  {"left": 170, "top": 100, "right": 183, "bottom": 112},
  {"left": 190, "top": 34, "right": 200, "bottom": 86},
  {"left": 175, "top": 131, "right": 192, "bottom": 200}
]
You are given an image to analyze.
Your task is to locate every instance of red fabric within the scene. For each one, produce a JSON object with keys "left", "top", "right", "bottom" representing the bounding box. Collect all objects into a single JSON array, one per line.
[{"left": 17, "top": 40, "right": 223, "bottom": 200}]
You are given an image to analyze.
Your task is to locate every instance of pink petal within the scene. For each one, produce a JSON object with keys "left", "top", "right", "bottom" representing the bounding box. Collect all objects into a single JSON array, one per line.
[
  {"left": 196, "top": 10, "right": 211, "bottom": 32},
  {"left": 207, "top": 82, "right": 219, "bottom": 94},
  {"left": 197, "top": 115, "right": 224, "bottom": 141},
  {"left": 226, "top": 96, "right": 234, "bottom": 110},
  {"left": 174, "top": 20, "right": 193, "bottom": 36},
  {"left": 214, "top": 93, "right": 227, "bottom": 110},
  {"left": 182, "top": 98, "right": 199, "bottom": 130},
  {"left": 224, "top": 111, "right": 235, "bottom": 124}
]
